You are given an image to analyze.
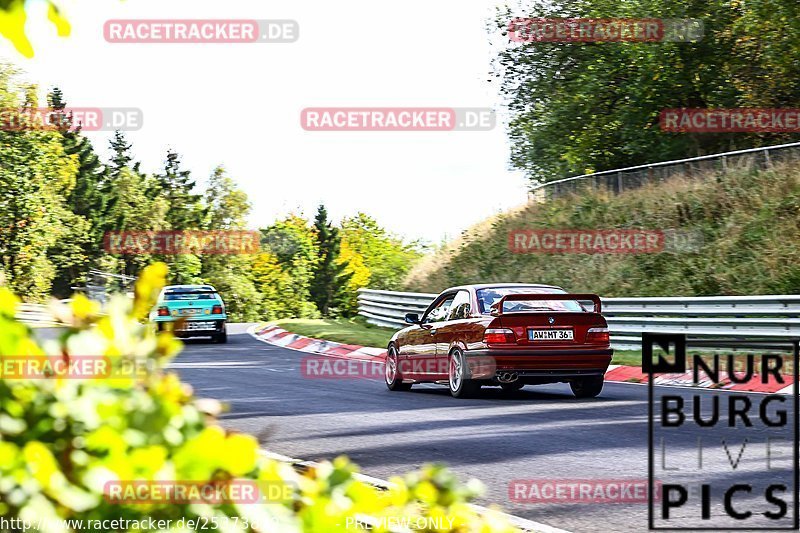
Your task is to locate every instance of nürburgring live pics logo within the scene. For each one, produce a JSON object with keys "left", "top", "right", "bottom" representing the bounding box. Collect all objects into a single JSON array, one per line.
[{"left": 645, "top": 333, "right": 799, "bottom": 530}]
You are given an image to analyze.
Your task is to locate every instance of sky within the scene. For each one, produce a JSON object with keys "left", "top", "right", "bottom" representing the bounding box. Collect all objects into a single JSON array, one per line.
[{"left": 0, "top": 0, "right": 530, "bottom": 244}]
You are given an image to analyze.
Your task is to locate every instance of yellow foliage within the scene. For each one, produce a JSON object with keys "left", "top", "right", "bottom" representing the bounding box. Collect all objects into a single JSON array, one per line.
[
  {"left": 339, "top": 240, "right": 371, "bottom": 291},
  {"left": 0, "top": 0, "right": 32, "bottom": 58},
  {"left": 0, "top": 263, "right": 521, "bottom": 532},
  {"left": 0, "top": 0, "right": 71, "bottom": 58}
]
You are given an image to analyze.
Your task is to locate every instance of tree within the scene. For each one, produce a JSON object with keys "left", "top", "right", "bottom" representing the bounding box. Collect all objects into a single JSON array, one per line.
[
  {"left": 103, "top": 167, "right": 168, "bottom": 277},
  {"left": 47, "top": 87, "right": 105, "bottom": 296},
  {"left": 251, "top": 251, "right": 293, "bottom": 320},
  {"left": 309, "top": 205, "right": 351, "bottom": 316},
  {"left": 0, "top": 67, "right": 80, "bottom": 299},
  {"left": 146, "top": 151, "right": 205, "bottom": 283},
  {"left": 256, "top": 215, "right": 320, "bottom": 319},
  {"left": 108, "top": 130, "right": 133, "bottom": 178},
  {"left": 492, "top": 0, "right": 800, "bottom": 185},
  {"left": 338, "top": 213, "right": 422, "bottom": 315},
  {"left": 153, "top": 150, "right": 205, "bottom": 230},
  {"left": 199, "top": 166, "right": 262, "bottom": 321},
  {"left": 203, "top": 165, "right": 250, "bottom": 230}
]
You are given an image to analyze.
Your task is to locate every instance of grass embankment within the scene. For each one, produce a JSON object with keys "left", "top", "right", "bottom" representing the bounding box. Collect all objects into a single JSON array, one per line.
[
  {"left": 405, "top": 162, "right": 800, "bottom": 297},
  {"left": 273, "top": 317, "right": 396, "bottom": 348}
]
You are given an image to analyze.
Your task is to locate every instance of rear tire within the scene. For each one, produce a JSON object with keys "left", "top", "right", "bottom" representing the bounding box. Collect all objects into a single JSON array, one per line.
[
  {"left": 449, "top": 349, "right": 480, "bottom": 398},
  {"left": 385, "top": 345, "right": 411, "bottom": 391},
  {"left": 570, "top": 376, "right": 604, "bottom": 398},
  {"left": 213, "top": 330, "right": 227, "bottom": 344}
]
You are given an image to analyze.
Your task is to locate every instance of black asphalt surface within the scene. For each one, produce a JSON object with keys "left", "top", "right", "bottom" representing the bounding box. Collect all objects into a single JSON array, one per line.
[{"left": 170, "top": 324, "right": 798, "bottom": 533}]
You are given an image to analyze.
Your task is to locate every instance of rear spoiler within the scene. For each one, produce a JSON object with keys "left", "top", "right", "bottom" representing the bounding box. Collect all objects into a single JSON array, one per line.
[{"left": 492, "top": 293, "right": 602, "bottom": 315}]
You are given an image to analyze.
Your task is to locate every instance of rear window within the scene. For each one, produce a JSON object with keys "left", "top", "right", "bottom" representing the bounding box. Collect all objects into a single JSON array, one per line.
[
  {"left": 163, "top": 290, "right": 219, "bottom": 301},
  {"left": 476, "top": 286, "right": 585, "bottom": 314}
]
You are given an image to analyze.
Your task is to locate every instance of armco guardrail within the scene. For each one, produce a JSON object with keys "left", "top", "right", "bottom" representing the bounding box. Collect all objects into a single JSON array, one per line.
[
  {"left": 358, "top": 289, "right": 800, "bottom": 350},
  {"left": 358, "top": 289, "right": 438, "bottom": 329},
  {"left": 15, "top": 303, "right": 60, "bottom": 327}
]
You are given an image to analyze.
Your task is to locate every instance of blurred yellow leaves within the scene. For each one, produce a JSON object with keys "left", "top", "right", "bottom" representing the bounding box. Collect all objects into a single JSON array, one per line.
[
  {"left": 46, "top": 1, "right": 69, "bottom": 37},
  {"left": 133, "top": 262, "right": 168, "bottom": 320},
  {"left": 0, "top": 0, "right": 71, "bottom": 58},
  {"left": 1, "top": 262, "right": 520, "bottom": 532},
  {"left": 0, "top": 0, "right": 32, "bottom": 58}
]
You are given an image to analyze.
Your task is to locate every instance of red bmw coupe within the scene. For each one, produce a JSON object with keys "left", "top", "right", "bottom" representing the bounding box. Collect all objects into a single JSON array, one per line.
[{"left": 385, "top": 283, "right": 613, "bottom": 398}]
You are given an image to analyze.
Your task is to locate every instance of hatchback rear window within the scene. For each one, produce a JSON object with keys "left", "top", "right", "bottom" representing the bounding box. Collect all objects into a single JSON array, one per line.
[
  {"left": 164, "top": 291, "right": 219, "bottom": 301},
  {"left": 476, "top": 287, "right": 585, "bottom": 314}
]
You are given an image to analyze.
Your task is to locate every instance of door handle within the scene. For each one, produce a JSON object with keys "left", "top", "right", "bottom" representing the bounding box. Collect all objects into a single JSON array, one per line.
[{"left": 430, "top": 329, "right": 437, "bottom": 335}]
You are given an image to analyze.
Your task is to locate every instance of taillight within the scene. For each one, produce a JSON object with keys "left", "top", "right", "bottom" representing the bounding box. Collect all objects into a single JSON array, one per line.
[
  {"left": 157, "top": 307, "right": 169, "bottom": 317},
  {"left": 484, "top": 328, "right": 515, "bottom": 344},
  {"left": 586, "top": 327, "right": 610, "bottom": 344},
  {"left": 212, "top": 305, "right": 223, "bottom": 314}
]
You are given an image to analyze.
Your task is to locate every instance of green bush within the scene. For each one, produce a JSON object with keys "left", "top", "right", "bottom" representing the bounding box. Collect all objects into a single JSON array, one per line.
[{"left": 0, "top": 264, "right": 518, "bottom": 532}]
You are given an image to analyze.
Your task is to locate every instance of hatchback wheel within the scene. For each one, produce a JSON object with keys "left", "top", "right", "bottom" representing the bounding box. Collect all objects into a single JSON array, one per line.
[
  {"left": 448, "top": 349, "right": 480, "bottom": 398},
  {"left": 570, "top": 376, "right": 604, "bottom": 398},
  {"left": 385, "top": 345, "right": 411, "bottom": 391}
]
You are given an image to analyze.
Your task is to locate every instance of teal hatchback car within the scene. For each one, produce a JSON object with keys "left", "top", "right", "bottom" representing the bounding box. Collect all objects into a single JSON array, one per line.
[{"left": 150, "top": 285, "right": 227, "bottom": 343}]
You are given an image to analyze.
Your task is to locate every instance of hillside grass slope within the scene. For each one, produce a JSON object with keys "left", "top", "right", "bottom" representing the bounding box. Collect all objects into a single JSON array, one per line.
[{"left": 406, "top": 163, "right": 800, "bottom": 296}]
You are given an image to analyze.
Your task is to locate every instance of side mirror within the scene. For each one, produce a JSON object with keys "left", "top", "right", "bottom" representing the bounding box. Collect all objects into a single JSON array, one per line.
[{"left": 404, "top": 313, "right": 420, "bottom": 324}]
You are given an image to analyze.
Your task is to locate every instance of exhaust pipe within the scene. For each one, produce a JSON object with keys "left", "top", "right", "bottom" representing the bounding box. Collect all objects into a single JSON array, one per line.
[{"left": 497, "top": 371, "right": 518, "bottom": 383}]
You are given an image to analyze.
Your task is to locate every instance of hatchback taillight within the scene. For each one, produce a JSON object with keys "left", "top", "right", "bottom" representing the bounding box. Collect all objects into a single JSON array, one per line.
[
  {"left": 586, "top": 327, "right": 610, "bottom": 344},
  {"left": 212, "top": 305, "right": 223, "bottom": 314},
  {"left": 157, "top": 306, "right": 170, "bottom": 317},
  {"left": 484, "top": 328, "right": 515, "bottom": 344}
]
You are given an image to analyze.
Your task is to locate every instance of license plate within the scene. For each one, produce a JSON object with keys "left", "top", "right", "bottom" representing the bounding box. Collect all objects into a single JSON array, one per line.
[
  {"left": 528, "top": 328, "right": 574, "bottom": 341},
  {"left": 179, "top": 308, "right": 201, "bottom": 316},
  {"left": 178, "top": 321, "right": 216, "bottom": 331}
]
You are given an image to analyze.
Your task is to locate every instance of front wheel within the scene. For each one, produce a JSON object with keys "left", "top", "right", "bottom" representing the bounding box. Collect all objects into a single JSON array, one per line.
[
  {"left": 448, "top": 349, "right": 480, "bottom": 398},
  {"left": 570, "top": 376, "right": 604, "bottom": 398},
  {"left": 385, "top": 345, "right": 411, "bottom": 391}
]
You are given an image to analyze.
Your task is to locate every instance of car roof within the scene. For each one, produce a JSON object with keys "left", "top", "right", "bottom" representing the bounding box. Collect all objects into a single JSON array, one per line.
[{"left": 443, "top": 283, "right": 564, "bottom": 293}]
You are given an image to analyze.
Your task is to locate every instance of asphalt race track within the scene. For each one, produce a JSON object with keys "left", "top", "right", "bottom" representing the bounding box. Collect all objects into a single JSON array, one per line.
[{"left": 170, "top": 324, "right": 797, "bottom": 533}]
